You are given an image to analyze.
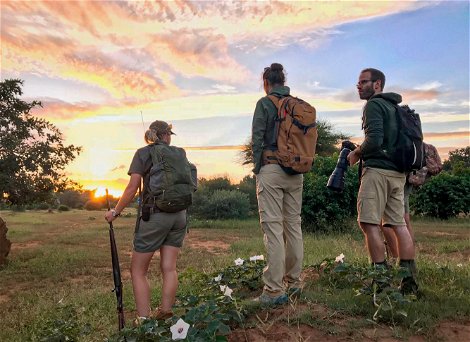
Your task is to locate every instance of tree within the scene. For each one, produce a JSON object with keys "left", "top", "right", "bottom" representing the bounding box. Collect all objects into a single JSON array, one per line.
[
  {"left": 0, "top": 79, "right": 82, "bottom": 205},
  {"left": 238, "top": 119, "right": 349, "bottom": 166},
  {"left": 443, "top": 146, "right": 470, "bottom": 175}
]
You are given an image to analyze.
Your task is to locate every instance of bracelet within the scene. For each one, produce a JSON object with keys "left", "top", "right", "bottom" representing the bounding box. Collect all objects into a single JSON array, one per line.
[{"left": 111, "top": 209, "right": 121, "bottom": 218}]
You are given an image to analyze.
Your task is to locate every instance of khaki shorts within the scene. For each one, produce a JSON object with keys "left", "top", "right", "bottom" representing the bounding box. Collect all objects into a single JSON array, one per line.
[
  {"left": 357, "top": 167, "right": 406, "bottom": 226},
  {"left": 134, "top": 210, "right": 187, "bottom": 253}
]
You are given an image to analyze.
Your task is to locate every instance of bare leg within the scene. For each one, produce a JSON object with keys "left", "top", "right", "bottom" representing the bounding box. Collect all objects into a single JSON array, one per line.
[
  {"left": 159, "top": 245, "right": 180, "bottom": 312},
  {"left": 359, "top": 222, "right": 386, "bottom": 263},
  {"left": 380, "top": 224, "right": 399, "bottom": 258},
  {"left": 404, "top": 213, "right": 415, "bottom": 243},
  {"left": 393, "top": 225, "right": 415, "bottom": 260},
  {"left": 131, "top": 251, "right": 155, "bottom": 317}
]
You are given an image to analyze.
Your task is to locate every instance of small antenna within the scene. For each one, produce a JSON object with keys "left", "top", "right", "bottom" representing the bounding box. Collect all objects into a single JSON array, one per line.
[{"left": 140, "top": 110, "right": 145, "bottom": 131}]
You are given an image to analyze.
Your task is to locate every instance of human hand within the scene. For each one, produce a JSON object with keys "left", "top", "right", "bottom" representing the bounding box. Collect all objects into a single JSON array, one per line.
[
  {"left": 104, "top": 210, "right": 116, "bottom": 223},
  {"left": 347, "top": 149, "right": 361, "bottom": 166}
]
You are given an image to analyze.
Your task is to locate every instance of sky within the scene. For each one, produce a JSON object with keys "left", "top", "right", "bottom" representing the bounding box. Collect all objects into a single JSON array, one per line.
[{"left": 1, "top": 0, "right": 469, "bottom": 196}]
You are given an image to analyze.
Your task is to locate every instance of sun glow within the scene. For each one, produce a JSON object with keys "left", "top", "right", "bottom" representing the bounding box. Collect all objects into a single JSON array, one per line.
[{"left": 93, "top": 187, "right": 122, "bottom": 199}]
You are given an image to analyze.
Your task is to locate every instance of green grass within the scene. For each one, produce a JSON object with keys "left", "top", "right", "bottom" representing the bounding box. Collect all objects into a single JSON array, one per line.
[{"left": 0, "top": 210, "right": 469, "bottom": 341}]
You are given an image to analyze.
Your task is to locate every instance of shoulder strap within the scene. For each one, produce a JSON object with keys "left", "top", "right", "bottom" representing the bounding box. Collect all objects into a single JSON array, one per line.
[{"left": 267, "top": 94, "right": 281, "bottom": 108}]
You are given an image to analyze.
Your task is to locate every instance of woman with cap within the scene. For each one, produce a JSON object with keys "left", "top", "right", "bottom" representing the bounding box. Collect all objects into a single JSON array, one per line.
[{"left": 105, "top": 120, "right": 194, "bottom": 324}]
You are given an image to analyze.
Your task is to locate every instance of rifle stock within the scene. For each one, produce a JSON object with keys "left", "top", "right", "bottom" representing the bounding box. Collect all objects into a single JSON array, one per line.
[{"left": 106, "top": 189, "right": 125, "bottom": 331}]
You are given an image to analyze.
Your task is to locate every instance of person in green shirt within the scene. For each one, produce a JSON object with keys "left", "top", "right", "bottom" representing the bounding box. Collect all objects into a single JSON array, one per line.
[
  {"left": 251, "top": 63, "right": 304, "bottom": 305},
  {"left": 348, "top": 68, "right": 418, "bottom": 295}
]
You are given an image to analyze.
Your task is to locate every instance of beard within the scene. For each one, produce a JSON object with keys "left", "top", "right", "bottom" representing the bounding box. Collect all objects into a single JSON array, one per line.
[{"left": 359, "top": 87, "right": 375, "bottom": 100}]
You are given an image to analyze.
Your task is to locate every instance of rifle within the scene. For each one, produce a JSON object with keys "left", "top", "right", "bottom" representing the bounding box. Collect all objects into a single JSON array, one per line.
[{"left": 106, "top": 189, "right": 125, "bottom": 330}]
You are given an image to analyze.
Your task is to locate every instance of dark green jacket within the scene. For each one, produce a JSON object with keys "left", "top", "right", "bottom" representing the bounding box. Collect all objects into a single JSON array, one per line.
[
  {"left": 361, "top": 92, "right": 403, "bottom": 171},
  {"left": 251, "top": 86, "right": 290, "bottom": 174}
]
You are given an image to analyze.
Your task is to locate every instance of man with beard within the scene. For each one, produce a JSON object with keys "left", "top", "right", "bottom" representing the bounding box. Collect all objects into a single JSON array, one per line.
[{"left": 347, "top": 68, "right": 418, "bottom": 295}]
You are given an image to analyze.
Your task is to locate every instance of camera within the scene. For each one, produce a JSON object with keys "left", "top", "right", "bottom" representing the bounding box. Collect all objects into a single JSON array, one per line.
[{"left": 327, "top": 140, "right": 357, "bottom": 192}]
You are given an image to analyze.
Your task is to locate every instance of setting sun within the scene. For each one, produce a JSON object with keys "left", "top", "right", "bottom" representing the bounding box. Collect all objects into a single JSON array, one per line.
[{"left": 93, "top": 187, "right": 122, "bottom": 199}]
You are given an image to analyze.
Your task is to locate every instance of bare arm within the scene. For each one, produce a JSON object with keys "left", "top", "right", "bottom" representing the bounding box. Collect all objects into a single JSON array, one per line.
[{"left": 105, "top": 173, "right": 141, "bottom": 222}]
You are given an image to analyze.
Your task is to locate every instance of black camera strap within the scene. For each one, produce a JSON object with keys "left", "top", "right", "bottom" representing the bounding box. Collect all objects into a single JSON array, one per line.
[{"left": 358, "top": 158, "right": 363, "bottom": 186}]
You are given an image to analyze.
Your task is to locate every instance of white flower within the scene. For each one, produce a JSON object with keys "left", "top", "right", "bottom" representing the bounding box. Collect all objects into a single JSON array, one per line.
[
  {"left": 220, "top": 285, "right": 233, "bottom": 298},
  {"left": 457, "top": 263, "right": 463, "bottom": 267},
  {"left": 234, "top": 258, "right": 244, "bottom": 266},
  {"left": 335, "top": 253, "right": 345, "bottom": 263},
  {"left": 214, "top": 274, "right": 222, "bottom": 282},
  {"left": 249, "top": 255, "right": 265, "bottom": 261},
  {"left": 170, "top": 318, "right": 190, "bottom": 340}
]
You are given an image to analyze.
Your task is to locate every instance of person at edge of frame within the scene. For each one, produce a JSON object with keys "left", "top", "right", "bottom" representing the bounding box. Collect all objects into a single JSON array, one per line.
[
  {"left": 105, "top": 120, "right": 192, "bottom": 325},
  {"left": 347, "top": 68, "right": 418, "bottom": 295},
  {"left": 251, "top": 62, "right": 305, "bottom": 306}
]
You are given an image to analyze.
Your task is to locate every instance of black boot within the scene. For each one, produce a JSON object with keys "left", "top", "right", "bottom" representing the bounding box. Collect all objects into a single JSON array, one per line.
[
  {"left": 399, "top": 259, "right": 419, "bottom": 295},
  {"left": 360, "top": 262, "right": 390, "bottom": 295}
]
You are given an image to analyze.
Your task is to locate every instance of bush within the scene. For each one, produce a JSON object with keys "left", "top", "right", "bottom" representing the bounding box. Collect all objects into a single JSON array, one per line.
[
  {"left": 412, "top": 172, "right": 470, "bottom": 219},
  {"left": 84, "top": 200, "right": 103, "bottom": 211},
  {"left": 58, "top": 205, "right": 70, "bottom": 212},
  {"left": 302, "top": 154, "right": 359, "bottom": 232},
  {"left": 237, "top": 175, "right": 257, "bottom": 213},
  {"left": 193, "top": 190, "right": 250, "bottom": 220},
  {"left": 36, "top": 203, "right": 50, "bottom": 210}
]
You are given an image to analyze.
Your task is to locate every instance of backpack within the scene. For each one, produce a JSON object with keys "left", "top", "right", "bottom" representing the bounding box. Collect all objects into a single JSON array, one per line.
[
  {"left": 143, "top": 143, "right": 196, "bottom": 213},
  {"left": 390, "top": 104, "right": 425, "bottom": 173},
  {"left": 264, "top": 95, "right": 318, "bottom": 174},
  {"left": 407, "top": 143, "right": 443, "bottom": 186}
]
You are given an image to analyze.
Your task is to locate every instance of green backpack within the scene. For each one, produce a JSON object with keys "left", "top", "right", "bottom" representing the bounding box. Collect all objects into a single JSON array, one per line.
[{"left": 144, "top": 143, "right": 196, "bottom": 214}]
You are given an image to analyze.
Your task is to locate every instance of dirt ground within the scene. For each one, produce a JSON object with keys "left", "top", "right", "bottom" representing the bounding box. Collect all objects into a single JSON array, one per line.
[{"left": 228, "top": 304, "right": 470, "bottom": 342}]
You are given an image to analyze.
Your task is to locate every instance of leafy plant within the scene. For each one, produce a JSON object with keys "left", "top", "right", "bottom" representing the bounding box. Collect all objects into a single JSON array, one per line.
[
  {"left": 108, "top": 257, "right": 266, "bottom": 342},
  {"left": 37, "top": 304, "right": 91, "bottom": 341},
  {"left": 302, "top": 154, "right": 359, "bottom": 232},
  {"left": 312, "top": 257, "right": 413, "bottom": 324},
  {"left": 412, "top": 172, "right": 470, "bottom": 219}
]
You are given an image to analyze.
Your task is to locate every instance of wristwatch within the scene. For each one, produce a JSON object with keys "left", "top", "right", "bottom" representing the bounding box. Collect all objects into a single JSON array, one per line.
[{"left": 111, "top": 209, "right": 121, "bottom": 218}]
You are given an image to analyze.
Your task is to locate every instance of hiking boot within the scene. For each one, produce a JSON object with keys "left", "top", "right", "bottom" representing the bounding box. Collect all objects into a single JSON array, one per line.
[
  {"left": 287, "top": 287, "right": 302, "bottom": 299},
  {"left": 153, "top": 307, "right": 173, "bottom": 320},
  {"left": 253, "top": 293, "right": 288, "bottom": 306},
  {"left": 399, "top": 277, "right": 419, "bottom": 296},
  {"left": 133, "top": 316, "right": 149, "bottom": 327},
  {"left": 399, "top": 259, "right": 419, "bottom": 296}
]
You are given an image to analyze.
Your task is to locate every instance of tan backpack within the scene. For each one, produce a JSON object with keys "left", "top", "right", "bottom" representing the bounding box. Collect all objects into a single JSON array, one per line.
[
  {"left": 407, "top": 142, "right": 443, "bottom": 186},
  {"left": 263, "top": 95, "right": 318, "bottom": 174}
]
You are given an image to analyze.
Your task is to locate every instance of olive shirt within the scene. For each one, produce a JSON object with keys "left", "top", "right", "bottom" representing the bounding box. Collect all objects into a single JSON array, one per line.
[
  {"left": 361, "top": 92, "right": 403, "bottom": 172},
  {"left": 128, "top": 145, "right": 154, "bottom": 177},
  {"left": 251, "top": 85, "right": 290, "bottom": 174}
]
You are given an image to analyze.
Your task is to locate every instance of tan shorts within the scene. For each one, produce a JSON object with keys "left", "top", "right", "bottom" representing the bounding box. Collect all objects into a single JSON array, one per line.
[
  {"left": 357, "top": 167, "right": 406, "bottom": 226},
  {"left": 133, "top": 210, "right": 187, "bottom": 253}
]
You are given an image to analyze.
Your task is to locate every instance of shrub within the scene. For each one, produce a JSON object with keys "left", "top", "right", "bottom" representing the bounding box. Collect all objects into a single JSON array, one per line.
[
  {"left": 237, "top": 175, "right": 257, "bottom": 213},
  {"left": 36, "top": 203, "right": 50, "bottom": 210},
  {"left": 301, "top": 154, "right": 359, "bottom": 232},
  {"left": 58, "top": 205, "right": 70, "bottom": 212},
  {"left": 412, "top": 172, "right": 470, "bottom": 219},
  {"left": 84, "top": 200, "right": 103, "bottom": 211},
  {"left": 194, "top": 190, "right": 250, "bottom": 220}
]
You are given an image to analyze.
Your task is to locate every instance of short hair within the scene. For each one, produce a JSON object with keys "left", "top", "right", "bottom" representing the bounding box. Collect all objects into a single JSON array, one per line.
[
  {"left": 361, "top": 68, "right": 386, "bottom": 90},
  {"left": 263, "top": 63, "right": 286, "bottom": 86}
]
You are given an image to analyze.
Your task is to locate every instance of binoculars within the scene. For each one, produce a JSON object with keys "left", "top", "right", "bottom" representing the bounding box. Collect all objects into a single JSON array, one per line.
[{"left": 327, "top": 141, "right": 357, "bottom": 192}]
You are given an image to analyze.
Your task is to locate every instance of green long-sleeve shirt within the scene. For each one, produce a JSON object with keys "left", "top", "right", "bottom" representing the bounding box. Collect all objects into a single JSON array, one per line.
[
  {"left": 361, "top": 92, "right": 403, "bottom": 171},
  {"left": 251, "top": 86, "right": 290, "bottom": 174}
]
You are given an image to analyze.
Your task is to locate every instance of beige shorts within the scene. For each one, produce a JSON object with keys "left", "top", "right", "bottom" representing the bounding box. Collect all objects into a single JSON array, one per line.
[
  {"left": 357, "top": 167, "right": 406, "bottom": 226},
  {"left": 134, "top": 210, "right": 187, "bottom": 253}
]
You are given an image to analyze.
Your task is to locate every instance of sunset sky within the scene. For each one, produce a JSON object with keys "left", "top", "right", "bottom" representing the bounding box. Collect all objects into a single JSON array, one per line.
[{"left": 1, "top": 0, "right": 469, "bottom": 196}]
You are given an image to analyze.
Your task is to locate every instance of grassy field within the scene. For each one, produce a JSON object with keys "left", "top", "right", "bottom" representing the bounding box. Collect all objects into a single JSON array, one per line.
[{"left": 0, "top": 210, "right": 469, "bottom": 341}]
